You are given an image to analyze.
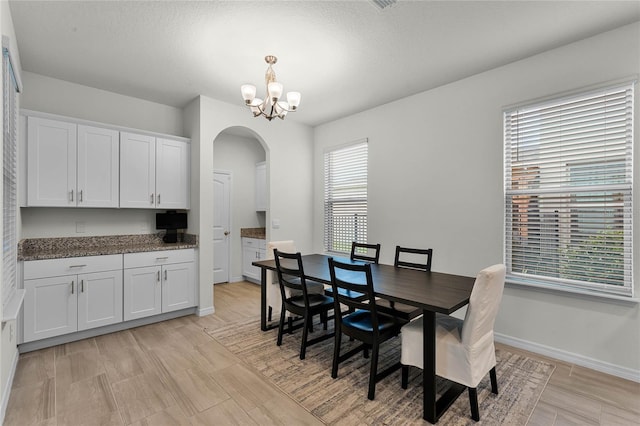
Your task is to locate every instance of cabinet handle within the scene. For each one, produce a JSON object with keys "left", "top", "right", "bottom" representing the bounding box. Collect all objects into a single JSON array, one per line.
[
  {"left": 70, "top": 189, "right": 74, "bottom": 202},
  {"left": 156, "top": 256, "right": 169, "bottom": 260},
  {"left": 71, "top": 280, "right": 74, "bottom": 294},
  {"left": 81, "top": 280, "right": 84, "bottom": 293},
  {"left": 79, "top": 190, "right": 83, "bottom": 202},
  {"left": 69, "top": 264, "right": 87, "bottom": 268},
  {"left": 151, "top": 194, "right": 154, "bottom": 204},
  {"left": 164, "top": 270, "right": 168, "bottom": 281},
  {"left": 157, "top": 194, "right": 161, "bottom": 205},
  {"left": 157, "top": 271, "right": 160, "bottom": 282}
]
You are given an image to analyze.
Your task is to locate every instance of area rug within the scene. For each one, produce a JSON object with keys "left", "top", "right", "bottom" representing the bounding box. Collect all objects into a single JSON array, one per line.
[{"left": 206, "top": 318, "right": 554, "bottom": 425}]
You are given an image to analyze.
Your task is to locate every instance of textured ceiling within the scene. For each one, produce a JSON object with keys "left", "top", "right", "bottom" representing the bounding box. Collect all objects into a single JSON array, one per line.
[{"left": 8, "top": 0, "right": 640, "bottom": 126}]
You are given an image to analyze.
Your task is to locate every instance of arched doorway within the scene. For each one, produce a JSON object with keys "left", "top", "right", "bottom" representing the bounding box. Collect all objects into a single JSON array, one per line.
[{"left": 212, "top": 126, "right": 268, "bottom": 284}]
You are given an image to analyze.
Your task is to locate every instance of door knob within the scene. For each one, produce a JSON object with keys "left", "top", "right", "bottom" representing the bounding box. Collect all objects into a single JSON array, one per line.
[{"left": 224, "top": 231, "right": 230, "bottom": 236}]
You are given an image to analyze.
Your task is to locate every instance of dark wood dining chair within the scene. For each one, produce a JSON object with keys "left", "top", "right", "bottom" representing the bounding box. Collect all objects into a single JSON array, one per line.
[
  {"left": 274, "top": 249, "right": 334, "bottom": 360},
  {"left": 328, "top": 257, "right": 407, "bottom": 400},
  {"left": 376, "top": 245, "right": 433, "bottom": 321},
  {"left": 350, "top": 242, "right": 381, "bottom": 264}
]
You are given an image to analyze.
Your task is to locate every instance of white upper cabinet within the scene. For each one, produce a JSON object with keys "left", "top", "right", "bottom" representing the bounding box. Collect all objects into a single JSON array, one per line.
[
  {"left": 156, "top": 138, "right": 190, "bottom": 209},
  {"left": 120, "top": 132, "right": 156, "bottom": 208},
  {"left": 27, "top": 117, "right": 77, "bottom": 207},
  {"left": 77, "top": 125, "right": 120, "bottom": 207},
  {"left": 26, "top": 117, "right": 119, "bottom": 208},
  {"left": 120, "top": 133, "right": 190, "bottom": 209},
  {"left": 255, "top": 161, "right": 267, "bottom": 211}
]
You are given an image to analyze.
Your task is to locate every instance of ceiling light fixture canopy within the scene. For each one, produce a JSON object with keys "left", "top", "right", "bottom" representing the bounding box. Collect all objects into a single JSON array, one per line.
[{"left": 241, "top": 55, "right": 301, "bottom": 121}]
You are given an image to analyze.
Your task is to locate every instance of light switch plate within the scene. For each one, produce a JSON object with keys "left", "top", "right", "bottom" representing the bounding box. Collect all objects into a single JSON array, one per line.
[{"left": 272, "top": 219, "right": 280, "bottom": 229}]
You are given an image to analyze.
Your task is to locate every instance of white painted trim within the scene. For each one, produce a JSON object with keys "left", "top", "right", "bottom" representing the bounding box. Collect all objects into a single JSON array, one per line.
[
  {"left": 495, "top": 332, "right": 640, "bottom": 383},
  {"left": 197, "top": 306, "right": 214, "bottom": 317},
  {"left": 0, "top": 345, "right": 20, "bottom": 425},
  {"left": 228, "top": 275, "right": 245, "bottom": 283}
]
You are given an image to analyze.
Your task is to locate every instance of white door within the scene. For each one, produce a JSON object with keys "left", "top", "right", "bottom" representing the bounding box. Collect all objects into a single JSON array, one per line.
[
  {"left": 213, "top": 172, "right": 231, "bottom": 284},
  {"left": 77, "top": 125, "right": 120, "bottom": 208},
  {"left": 120, "top": 132, "right": 156, "bottom": 208},
  {"left": 77, "top": 270, "right": 123, "bottom": 331},
  {"left": 123, "top": 266, "right": 162, "bottom": 321},
  {"left": 156, "top": 138, "right": 190, "bottom": 209},
  {"left": 162, "top": 262, "right": 195, "bottom": 313},
  {"left": 26, "top": 117, "right": 77, "bottom": 207}
]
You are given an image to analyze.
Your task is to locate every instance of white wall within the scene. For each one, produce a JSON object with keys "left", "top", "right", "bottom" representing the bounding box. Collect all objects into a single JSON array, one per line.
[
  {"left": 184, "top": 95, "right": 314, "bottom": 315},
  {"left": 313, "top": 22, "right": 640, "bottom": 377},
  {"left": 213, "top": 132, "right": 266, "bottom": 281}
]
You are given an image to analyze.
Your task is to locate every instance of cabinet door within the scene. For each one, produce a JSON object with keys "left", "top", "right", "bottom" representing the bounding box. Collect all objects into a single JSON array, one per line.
[
  {"left": 120, "top": 132, "right": 156, "bottom": 208},
  {"left": 77, "top": 270, "right": 123, "bottom": 331},
  {"left": 255, "top": 162, "right": 267, "bottom": 211},
  {"left": 23, "top": 275, "right": 77, "bottom": 342},
  {"left": 156, "top": 138, "right": 190, "bottom": 209},
  {"left": 77, "top": 125, "right": 120, "bottom": 208},
  {"left": 242, "top": 246, "right": 260, "bottom": 282},
  {"left": 27, "top": 117, "right": 77, "bottom": 207},
  {"left": 123, "top": 266, "right": 162, "bottom": 321},
  {"left": 162, "top": 262, "right": 195, "bottom": 313}
]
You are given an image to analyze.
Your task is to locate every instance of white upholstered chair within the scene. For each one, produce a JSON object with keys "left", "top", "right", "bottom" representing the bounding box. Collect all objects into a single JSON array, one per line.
[
  {"left": 400, "top": 263, "right": 506, "bottom": 421},
  {"left": 265, "top": 240, "right": 324, "bottom": 320}
]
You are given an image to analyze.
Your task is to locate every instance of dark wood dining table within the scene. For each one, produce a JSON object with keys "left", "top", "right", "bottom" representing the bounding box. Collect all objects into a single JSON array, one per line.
[{"left": 252, "top": 253, "right": 476, "bottom": 424}]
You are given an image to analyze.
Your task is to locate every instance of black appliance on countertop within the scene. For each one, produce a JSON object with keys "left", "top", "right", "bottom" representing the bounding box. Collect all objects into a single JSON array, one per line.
[{"left": 156, "top": 211, "right": 187, "bottom": 243}]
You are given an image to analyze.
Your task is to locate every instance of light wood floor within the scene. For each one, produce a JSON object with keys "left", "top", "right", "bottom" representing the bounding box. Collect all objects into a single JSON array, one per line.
[{"left": 4, "top": 281, "right": 640, "bottom": 425}]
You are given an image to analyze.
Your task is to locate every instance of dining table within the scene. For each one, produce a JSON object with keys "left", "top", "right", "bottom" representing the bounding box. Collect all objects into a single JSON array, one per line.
[{"left": 252, "top": 253, "right": 475, "bottom": 423}]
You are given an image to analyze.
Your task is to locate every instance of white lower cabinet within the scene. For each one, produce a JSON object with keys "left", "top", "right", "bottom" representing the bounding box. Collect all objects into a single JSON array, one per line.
[
  {"left": 242, "top": 238, "right": 266, "bottom": 282},
  {"left": 23, "top": 255, "right": 123, "bottom": 343},
  {"left": 123, "top": 249, "right": 195, "bottom": 321}
]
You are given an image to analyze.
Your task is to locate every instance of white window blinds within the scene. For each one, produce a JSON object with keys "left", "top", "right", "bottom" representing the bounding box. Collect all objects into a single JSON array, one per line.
[
  {"left": 324, "top": 140, "right": 368, "bottom": 254},
  {"left": 504, "top": 82, "right": 634, "bottom": 297},
  {"left": 3, "top": 44, "right": 20, "bottom": 308}
]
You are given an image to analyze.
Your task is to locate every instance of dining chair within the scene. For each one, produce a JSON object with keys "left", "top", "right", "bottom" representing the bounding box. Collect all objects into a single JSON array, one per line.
[
  {"left": 399, "top": 263, "right": 506, "bottom": 421},
  {"left": 266, "top": 240, "right": 324, "bottom": 321},
  {"left": 328, "top": 257, "right": 408, "bottom": 400},
  {"left": 274, "top": 249, "right": 335, "bottom": 360},
  {"left": 376, "top": 245, "right": 433, "bottom": 321},
  {"left": 350, "top": 242, "right": 381, "bottom": 264}
]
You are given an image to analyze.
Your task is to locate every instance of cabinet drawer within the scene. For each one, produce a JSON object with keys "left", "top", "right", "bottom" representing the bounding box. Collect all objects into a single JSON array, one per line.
[
  {"left": 124, "top": 249, "right": 195, "bottom": 269},
  {"left": 242, "top": 238, "right": 266, "bottom": 250},
  {"left": 24, "top": 254, "right": 123, "bottom": 280}
]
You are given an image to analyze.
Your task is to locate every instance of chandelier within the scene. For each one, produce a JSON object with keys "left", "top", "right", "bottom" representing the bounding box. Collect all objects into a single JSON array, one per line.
[{"left": 240, "top": 55, "right": 301, "bottom": 121}]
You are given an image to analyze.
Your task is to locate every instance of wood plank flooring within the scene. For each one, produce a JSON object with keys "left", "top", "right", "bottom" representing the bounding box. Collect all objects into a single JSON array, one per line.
[{"left": 4, "top": 281, "right": 639, "bottom": 425}]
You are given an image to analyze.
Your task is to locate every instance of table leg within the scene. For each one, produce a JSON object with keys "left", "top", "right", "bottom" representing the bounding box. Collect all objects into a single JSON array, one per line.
[
  {"left": 260, "top": 267, "right": 268, "bottom": 331},
  {"left": 423, "top": 310, "right": 436, "bottom": 423}
]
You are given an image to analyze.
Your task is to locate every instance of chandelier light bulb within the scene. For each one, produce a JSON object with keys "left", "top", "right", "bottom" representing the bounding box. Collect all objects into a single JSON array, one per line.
[
  {"left": 268, "top": 82, "right": 283, "bottom": 101},
  {"left": 287, "top": 92, "right": 301, "bottom": 109},
  {"left": 241, "top": 84, "right": 256, "bottom": 103}
]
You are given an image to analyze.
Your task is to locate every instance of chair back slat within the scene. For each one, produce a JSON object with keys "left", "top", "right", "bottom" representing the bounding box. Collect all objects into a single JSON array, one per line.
[
  {"left": 394, "top": 246, "right": 433, "bottom": 271},
  {"left": 461, "top": 264, "right": 506, "bottom": 346},
  {"left": 274, "top": 249, "right": 309, "bottom": 300},
  {"left": 350, "top": 242, "right": 381, "bottom": 264}
]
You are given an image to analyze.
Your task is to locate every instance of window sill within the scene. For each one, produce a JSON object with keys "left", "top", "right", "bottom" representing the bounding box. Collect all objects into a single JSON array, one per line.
[
  {"left": 506, "top": 279, "right": 639, "bottom": 304},
  {"left": 2, "top": 289, "right": 25, "bottom": 322}
]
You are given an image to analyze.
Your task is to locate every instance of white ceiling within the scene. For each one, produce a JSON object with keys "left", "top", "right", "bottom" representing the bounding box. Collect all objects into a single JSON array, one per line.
[{"left": 8, "top": 0, "right": 640, "bottom": 127}]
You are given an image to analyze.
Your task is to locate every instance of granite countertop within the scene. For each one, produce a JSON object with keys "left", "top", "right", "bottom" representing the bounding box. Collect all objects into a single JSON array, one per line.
[
  {"left": 240, "top": 227, "right": 266, "bottom": 239},
  {"left": 18, "top": 233, "right": 199, "bottom": 261}
]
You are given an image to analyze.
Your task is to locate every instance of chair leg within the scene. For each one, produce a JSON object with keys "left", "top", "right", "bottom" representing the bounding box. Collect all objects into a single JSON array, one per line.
[
  {"left": 401, "top": 365, "right": 409, "bottom": 389},
  {"left": 490, "top": 366, "right": 498, "bottom": 394},
  {"left": 268, "top": 305, "right": 272, "bottom": 322},
  {"left": 367, "top": 344, "right": 380, "bottom": 400},
  {"left": 331, "top": 331, "right": 341, "bottom": 379},
  {"left": 363, "top": 346, "right": 369, "bottom": 359},
  {"left": 277, "top": 307, "right": 286, "bottom": 346},
  {"left": 300, "top": 315, "right": 309, "bottom": 360},
  {"left": 468, "top": 387, "right": 479, "bottom": 421},
  {"left": 288, "top": 316, "right": 293, "bottom": 334}
]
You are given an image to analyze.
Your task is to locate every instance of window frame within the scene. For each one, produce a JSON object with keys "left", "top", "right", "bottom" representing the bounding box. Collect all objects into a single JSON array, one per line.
[
  {"left": 503, "top": 80, "right": 635, "bottom": 299},
  {"left": 323, "top": 139, "right": 368, "bottom": 255}
]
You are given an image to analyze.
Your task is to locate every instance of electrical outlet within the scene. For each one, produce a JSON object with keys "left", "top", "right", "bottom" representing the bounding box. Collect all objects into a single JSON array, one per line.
[{"left": 76, "top": 221, "right": 86, "bottom": 233}]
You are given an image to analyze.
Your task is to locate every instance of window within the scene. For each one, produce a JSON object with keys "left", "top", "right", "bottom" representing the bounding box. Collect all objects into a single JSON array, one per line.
[
  {"left": 504, "top": 82, "right": 634, "bottom": 297},
  {"left": 3, "top": 41, "right": 20, "bottom": 309},
  {"left": 324, "top": 140, "right": 368, "bottom": 254}
]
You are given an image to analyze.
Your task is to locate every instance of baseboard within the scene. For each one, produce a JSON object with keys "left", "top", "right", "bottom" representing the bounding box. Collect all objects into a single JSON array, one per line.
[
  {"left": 197, "top": 306, "right": 215, "bottom": 316},
  {"left": 0, "top": 346, "right": 19, "bottom": 425},
  {"left": 495, "top": 332, "right": 640, "bottom": 383},
  {"left": 228, "top": 275, "right": 244, "bottom": 283}
]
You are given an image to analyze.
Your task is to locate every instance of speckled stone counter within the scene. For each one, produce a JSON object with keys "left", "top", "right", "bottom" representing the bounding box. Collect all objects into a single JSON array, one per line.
[
  {"left": 240, "top": 227, "right": 266, "bottom": 239},
  {"left": 18, "top": 233, "right": 198, "bottom": 261}
]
